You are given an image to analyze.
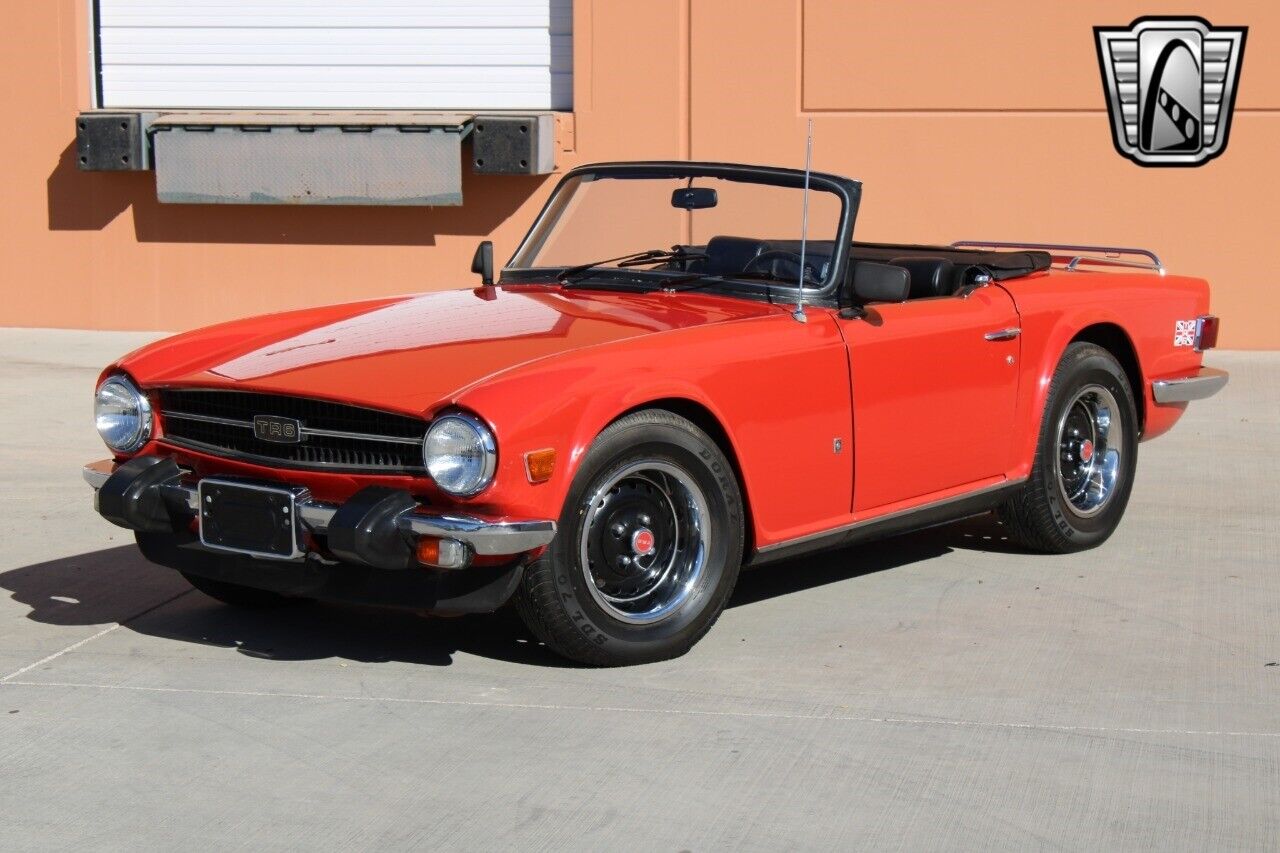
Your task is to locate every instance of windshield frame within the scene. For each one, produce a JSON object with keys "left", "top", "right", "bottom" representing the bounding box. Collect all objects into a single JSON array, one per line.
[{"left": 502, "top": 161, "right": 862, "bottom": 305}]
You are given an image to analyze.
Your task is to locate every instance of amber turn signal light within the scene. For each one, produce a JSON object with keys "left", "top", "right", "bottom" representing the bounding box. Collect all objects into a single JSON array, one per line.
[
  {"left": 415, "top": 536, "right": 470, "bottom": 570},
  {"left": 524, "top": 448, "right": 556, "bottom": 483}
]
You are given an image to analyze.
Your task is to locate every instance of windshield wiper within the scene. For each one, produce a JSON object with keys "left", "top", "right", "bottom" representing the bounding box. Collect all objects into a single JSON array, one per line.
[
  {"left": 658, "top": 270, "right": 819, "bottom": 294},
  {"left": 558, "top": 248, "right": 707, "bottom": 285}
]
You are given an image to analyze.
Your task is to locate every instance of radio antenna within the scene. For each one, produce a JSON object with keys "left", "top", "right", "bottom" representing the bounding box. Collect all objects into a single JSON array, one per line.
[{"left": 793, "top": 119, "right": 813, "bottom": 323}]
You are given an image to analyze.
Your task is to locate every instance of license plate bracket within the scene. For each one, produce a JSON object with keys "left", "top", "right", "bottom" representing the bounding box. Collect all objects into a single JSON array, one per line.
[{"left": 198, "top": 479, "right": 305, "bottom": 560}]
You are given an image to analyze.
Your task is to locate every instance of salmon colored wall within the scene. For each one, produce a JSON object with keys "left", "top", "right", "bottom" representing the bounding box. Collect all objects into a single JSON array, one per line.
[
  {"left": 1, "top": 1, "right": 1276, "bottom": 347},
  {"left": 0, "top": 1, "right": 689, "bottom": 333},
  {"left": 692, "top": 0, "right": 1277, "bottom": 350}
]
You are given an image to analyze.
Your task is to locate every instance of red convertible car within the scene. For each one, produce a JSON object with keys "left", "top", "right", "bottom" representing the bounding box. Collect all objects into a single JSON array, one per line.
[{"left": 85, "top": 161, "right": 1226, "bottom": 665}]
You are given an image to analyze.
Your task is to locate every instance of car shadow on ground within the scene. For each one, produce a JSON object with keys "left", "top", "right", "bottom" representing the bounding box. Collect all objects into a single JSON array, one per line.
[{"left": 0, "top": 515, "right": 1016, "bottom": 669}]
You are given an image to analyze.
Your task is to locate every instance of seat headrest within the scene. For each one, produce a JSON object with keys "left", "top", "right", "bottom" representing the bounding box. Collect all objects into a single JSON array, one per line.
[
  {"left": 890, "top": 256, "right": 958, "bottom": 299},
  {"left": 704, "top": 236, "right": 770, "bottom": 276}
]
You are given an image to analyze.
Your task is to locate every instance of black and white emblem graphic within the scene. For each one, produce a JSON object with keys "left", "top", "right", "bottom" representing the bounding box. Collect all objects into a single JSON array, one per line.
[
  {"left": 253, "top": 414, "right": 303, "bottom": 444},
  {"left": 1095, "top": 17, "right": 1247, "bottom": 167}
]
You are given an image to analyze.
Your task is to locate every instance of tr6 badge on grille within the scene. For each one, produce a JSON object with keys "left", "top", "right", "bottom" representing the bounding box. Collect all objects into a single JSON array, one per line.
[
  {"left": 253, "top": 415, "right": 303, "bottom": 444},
  {"left": 1095, "top": 17, "right": 1247, "bottom": 167}
]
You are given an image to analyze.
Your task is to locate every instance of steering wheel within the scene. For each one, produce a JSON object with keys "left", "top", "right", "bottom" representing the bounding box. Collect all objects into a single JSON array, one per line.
[{"left": 742, "top": 250, "right": 819, "bottom": 283}]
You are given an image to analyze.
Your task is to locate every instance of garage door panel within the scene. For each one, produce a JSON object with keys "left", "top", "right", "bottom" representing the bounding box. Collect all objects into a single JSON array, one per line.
[
  {"left": 99, "top": 32, "right": 573, "bottom": 74},
  {"left": 100, "top": 0, "right": 564, "bottom": 29},
  {"left": 99, "top": 81, "right": 560, "bottom": 112},
  {"left": 99, "top": 29, "right": 556, "bottom": 66},
  {"left": 97, "top": 0, "right": 573, "bottom": 110}
]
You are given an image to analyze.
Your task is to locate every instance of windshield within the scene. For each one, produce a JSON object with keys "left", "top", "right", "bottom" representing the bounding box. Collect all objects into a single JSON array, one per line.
[{"left": 508, "top": 169, "right": 847, "bottom": 291}]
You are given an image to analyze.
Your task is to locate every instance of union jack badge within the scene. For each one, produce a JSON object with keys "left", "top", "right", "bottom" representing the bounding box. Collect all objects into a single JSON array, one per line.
[
  {"left": 1174, "top": 320, "right": 1197, "bottom": 347},
  {"left": 1095, "top": 17, "right": 1247, "bottom": 167}
]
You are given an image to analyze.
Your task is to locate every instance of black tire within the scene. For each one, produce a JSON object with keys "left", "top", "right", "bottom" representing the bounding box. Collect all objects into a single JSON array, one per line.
[
  {"left": 999, "top": 342, "right": 1139, "bottom": 553},
  {"left": 514, "top": 410, "right": 745, "bottom": 666},
  {"left": 180, "top": 571, "right": 295, "bottom": 609}
]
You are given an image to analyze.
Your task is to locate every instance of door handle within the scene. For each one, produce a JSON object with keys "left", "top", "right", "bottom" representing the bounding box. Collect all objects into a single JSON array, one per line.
[{"left": 984, "top": 327, "right": 1021, "bottom": 341}]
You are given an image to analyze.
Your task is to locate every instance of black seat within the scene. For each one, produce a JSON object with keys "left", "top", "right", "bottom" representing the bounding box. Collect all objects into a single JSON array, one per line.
[
  {"left": 703, "top": 236, "right": 770, "bottom": 276},
  {"left": 890, "top": 256, "right": 958, "bottom": 299},
  {"left": 760, "top": 240, "right": 834, "bottom": 283}
]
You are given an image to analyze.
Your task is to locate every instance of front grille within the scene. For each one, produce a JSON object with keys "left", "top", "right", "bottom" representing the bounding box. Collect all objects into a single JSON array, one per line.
[{"left": 157, "top": 389, "right": 427, "bottom": 473}]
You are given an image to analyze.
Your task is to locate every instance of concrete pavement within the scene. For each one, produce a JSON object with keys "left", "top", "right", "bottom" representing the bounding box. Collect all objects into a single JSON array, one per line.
[{"left": 0, "top": 328, "right": 1277, "bottom": 850}]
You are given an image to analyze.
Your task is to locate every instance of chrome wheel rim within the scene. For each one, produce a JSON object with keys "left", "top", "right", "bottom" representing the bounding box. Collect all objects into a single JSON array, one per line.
[
  {"left": 1054, "top": 384, "right": 1124, "bottom": 517},
  {"left": 579, "top": 461, "right": 710, "bottom": 625}
]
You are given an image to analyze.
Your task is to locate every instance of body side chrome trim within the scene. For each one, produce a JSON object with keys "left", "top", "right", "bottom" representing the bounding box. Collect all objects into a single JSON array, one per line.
[
  {"left": 1151, "top": 367, "right": 1229, "bottom": 404},
  {"left": 751, "top": 478, "right": 1027, "bottom": 563}
]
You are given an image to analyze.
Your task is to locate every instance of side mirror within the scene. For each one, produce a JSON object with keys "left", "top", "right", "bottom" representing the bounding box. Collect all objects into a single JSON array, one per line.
[
  {"left": 471, "top": 240, "right": 494, "bottom": 286},
  {"left": 852, "top": 261, "right": 909, "bottom": 304}
]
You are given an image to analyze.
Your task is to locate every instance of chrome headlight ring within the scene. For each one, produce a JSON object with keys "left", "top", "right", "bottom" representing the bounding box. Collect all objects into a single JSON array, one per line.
[
  {"left": 94, "top": 374, "right": 153, "bottom": 453},
  {"left": 423, "top": 413, "right": 497, "bottom": 497}
]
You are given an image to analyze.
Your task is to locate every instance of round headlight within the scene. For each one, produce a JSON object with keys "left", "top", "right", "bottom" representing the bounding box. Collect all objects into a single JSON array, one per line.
[
  {"left": 424, "top": 414, "right": 497, "bottom": 497},
  {"left": 95, "top": 375, "right": 152, "bottom": 453}
]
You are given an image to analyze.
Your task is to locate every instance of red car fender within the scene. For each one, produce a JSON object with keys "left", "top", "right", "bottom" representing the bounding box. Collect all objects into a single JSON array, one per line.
[
  {"left": 460, "top": 371, "right": 733, "bottom": 511},
  {"left": 450, "top": 311, "right": 854, "bottom": 550},
  {"left": 1009, "top": 306, "right": 1135, "bottom": 481},
  {"left": 1004, "top": 271, "right": 1210, "bottom": 480}
]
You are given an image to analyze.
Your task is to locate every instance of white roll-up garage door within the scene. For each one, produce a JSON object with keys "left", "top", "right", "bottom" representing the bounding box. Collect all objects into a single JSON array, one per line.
[{"left": 94, "top": 0, "right": 573, "bottom": 111}]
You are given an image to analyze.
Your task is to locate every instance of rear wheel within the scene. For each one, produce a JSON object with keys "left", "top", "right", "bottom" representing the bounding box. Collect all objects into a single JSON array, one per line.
[
  {"left": 514, "top": 410, "right": 744, "bottom": 666},
  {"left": 1000, "top": 342, "right": 1139, "bottom": 552}
]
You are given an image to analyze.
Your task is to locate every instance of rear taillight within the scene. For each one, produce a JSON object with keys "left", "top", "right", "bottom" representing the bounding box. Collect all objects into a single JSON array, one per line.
[{"left": 1195, "top": 315, "right": 1220, "bottom": 351}]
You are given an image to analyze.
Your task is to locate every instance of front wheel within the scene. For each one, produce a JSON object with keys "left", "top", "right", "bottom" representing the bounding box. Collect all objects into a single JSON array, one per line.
[
  {"left": 514, "top": 410, "right": 744, "bottom": 666},
  {"left": 999, "top": 342, "right": 1139, "bottom": 552}
]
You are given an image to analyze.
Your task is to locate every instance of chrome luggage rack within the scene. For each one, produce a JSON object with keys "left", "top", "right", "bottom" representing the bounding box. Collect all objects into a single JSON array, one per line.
[{"left": 952, "top": 241, "right": 1165, "bottom": 276}]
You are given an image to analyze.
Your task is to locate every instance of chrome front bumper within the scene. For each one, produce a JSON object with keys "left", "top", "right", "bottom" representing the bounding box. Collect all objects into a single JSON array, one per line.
[
  {"left": 1151, "top": 367, "right": 1229, "bottom": 404},
  {"left": 82, "top": 459, "right": 556, "bottom": 558}
]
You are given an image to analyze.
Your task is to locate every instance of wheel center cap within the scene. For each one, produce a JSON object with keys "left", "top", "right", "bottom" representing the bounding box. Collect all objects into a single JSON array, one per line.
[
  {"left": 1079, "top": 438, "right": 1095, "bottom": 463},
  {"left": 630, "top": 528, "right": 656, "bottom": 556}
]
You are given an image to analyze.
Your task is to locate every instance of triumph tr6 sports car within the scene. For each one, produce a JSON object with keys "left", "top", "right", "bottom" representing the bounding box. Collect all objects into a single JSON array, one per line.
[{"left": 85, "top": 161, "right": 1227, "bottom": 665}]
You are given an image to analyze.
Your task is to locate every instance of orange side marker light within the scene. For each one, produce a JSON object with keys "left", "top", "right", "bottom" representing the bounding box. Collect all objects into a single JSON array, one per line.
[{"left": 524, "top": 448, "right": 556, "bottom": 484}]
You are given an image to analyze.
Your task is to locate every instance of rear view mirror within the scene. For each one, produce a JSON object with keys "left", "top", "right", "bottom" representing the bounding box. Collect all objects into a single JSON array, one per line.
[
  {"left": 852, "top": 261, "right": 909, "bottom": 304},
  {"left": 471, "top": 240, "right": 494, "bottom": 286},
  {"left": 671, "top": 187, "right": 718, "bottom": 210}
]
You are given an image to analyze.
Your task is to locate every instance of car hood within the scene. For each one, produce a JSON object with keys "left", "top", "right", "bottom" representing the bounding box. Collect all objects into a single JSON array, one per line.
[{"left": 118, "top": 285, "right": 779, "bottom": 415}]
